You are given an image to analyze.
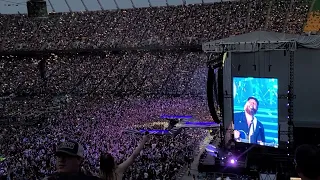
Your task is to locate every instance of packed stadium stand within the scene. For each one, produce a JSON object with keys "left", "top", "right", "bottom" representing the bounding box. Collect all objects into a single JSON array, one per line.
[
  {"left": 0, "top": 0, "right": 312, "bottom": 51},
  {"left": 0, "top": 0, "right": 315, "bottom": 179}
]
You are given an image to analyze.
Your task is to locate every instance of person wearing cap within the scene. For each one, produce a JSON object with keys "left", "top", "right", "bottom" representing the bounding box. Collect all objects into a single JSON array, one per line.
[
  {"left": 295, "top": 144, "right": 320, "bottom": 180},
  {"left": 43, "top": 140, "right": 101, "bottom": 180},
  {"left": 233, "top": 97, "right": 265, "bottom": 145}
]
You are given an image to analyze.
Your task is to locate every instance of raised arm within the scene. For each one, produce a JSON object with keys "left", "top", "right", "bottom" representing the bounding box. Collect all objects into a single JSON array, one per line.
[{"left": 117, "top": 134, "right": 149, "bottom": 173}]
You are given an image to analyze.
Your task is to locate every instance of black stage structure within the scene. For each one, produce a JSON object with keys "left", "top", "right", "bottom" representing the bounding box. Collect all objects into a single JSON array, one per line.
[{"left": 204, "top": 31, "right": 320, "bottom": 179}]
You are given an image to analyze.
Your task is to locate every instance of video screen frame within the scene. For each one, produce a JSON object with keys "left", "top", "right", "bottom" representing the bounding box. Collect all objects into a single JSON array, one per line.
[{"left": 232, "top": 77, "right": 279, "bottom": 148}]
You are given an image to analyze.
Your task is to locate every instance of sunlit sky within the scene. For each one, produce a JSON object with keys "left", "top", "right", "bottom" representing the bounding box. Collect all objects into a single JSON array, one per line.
[{"left": 0, "top": 0, "right": 225, "bottom": 14}]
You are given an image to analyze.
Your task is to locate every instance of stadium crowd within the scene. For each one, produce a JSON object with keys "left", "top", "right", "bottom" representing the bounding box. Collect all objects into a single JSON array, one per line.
[
  {"left": 0, "top": 0, "right": 312, "bottom": 51},
  {"left": 0, "top": 96, "right": 209, "bottom": 179},
  {"left": 0, "top": 105, "right": 208, "bottom": 179},
  {"left": 0, "top": 51, "right": 210, "bottom": 179},
  {"left": 0, "top": 0, "right": 314, "bottom": 179}
]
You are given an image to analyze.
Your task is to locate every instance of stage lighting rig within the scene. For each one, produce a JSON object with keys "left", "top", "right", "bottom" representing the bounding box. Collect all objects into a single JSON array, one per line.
[
  {"left": 219, "top": 151, "right": 239, "bottom": 167},
  {"left": 207, "top": 53, "right": 224, "bottom": 68},
  {"left": 167, "top": 118, "right": 181, "bottom": 130}
]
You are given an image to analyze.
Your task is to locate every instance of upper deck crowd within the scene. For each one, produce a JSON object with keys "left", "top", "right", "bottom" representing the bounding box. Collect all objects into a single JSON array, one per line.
[{"left": 0, "top": 0, "right": 311, "bottom": 52}]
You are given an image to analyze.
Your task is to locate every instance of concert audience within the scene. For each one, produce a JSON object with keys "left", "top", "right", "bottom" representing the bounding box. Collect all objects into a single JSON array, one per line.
[
  {"left": 0, "top": 0, "right": 312, "bottom": 51},
  {"left": 0, "top": 0, "right": 314, "bottom": 179},
  {"left": 0, "top": 95, "right": 209, "bottom": 179},
  {"left": 0, "top": 52, "right": 209, "bottom": 180}
]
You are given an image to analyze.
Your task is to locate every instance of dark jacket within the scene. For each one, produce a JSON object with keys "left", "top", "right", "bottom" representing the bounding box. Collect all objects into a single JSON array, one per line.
[{"left": 234, "top": 112, "right": 265, "bottom": 144}]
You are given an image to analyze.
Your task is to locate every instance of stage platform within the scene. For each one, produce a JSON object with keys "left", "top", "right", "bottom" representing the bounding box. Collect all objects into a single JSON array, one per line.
[{"left": 176, "top": 121, "right": 220, "bottom": 128}]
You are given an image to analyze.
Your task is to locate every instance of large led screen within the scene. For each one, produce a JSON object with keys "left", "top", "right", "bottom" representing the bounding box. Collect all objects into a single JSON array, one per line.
[{"left": 233, "top": 77, "right": 278, "bottom": 148}]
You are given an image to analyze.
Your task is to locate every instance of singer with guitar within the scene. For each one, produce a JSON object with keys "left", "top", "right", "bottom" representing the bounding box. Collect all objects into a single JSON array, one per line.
[{"left": 234, "top": 97, "right": 265, "bottom": 145}]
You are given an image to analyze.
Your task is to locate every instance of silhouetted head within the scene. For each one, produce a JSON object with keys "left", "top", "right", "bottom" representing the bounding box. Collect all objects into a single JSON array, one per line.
[{"left": 100, "top": 153, "right": 116, "bottom": 178}]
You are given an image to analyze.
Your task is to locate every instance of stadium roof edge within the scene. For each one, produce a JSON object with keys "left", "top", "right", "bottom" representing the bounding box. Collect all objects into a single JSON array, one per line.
[{"left": 0, "top": 0, "right": 237, "bottom": 14}]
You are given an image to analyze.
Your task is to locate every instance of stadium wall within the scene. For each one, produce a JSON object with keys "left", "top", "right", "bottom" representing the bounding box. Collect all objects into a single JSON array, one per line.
[{"left": 223, "top": 49, "right": 320, "bottom": 143}]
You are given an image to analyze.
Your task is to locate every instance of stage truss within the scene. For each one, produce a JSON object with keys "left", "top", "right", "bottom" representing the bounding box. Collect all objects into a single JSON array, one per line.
[{"left": 203, "top": 41, "right": 297, "bottom": 53}]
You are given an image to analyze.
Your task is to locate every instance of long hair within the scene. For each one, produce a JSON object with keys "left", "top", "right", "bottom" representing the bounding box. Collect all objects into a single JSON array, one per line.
[{"left": 100, "top": 153, "right": 116, "bottom": 180}]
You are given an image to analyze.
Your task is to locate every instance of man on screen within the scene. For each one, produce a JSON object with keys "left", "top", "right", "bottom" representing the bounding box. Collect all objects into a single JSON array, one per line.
[{"left": 234, "top": 97, "right": 265, "bottom": 145}]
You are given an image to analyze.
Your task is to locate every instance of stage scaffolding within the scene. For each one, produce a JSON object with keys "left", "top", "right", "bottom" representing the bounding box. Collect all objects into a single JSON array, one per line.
[
  {"left": 203, "top": 39, "right": 296, "bottom": 171},
  {"left": 202, "top": 40, "right": 297, "bottom": 53}
]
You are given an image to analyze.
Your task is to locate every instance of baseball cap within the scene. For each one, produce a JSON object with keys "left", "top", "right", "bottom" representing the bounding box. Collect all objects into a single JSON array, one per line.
[{"left": 55, "top": 140, "right": 84, "bottom": 158}]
